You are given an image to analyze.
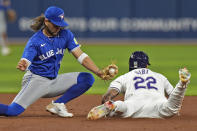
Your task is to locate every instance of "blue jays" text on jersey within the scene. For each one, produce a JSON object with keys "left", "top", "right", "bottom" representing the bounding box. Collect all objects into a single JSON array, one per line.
[{"left": 22, "top": 29, "right": 80, "bottom": 78}]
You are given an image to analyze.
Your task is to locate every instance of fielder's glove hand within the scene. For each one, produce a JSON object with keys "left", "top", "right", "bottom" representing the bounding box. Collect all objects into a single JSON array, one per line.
[
  {"left": 100, "top": 63, "right": 118, "bottom": 80},
  {"left": 179, "top": 67, "right": 191, "bottom": 85}
]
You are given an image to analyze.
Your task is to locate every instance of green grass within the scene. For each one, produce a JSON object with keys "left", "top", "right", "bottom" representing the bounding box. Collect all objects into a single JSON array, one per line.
[{"left": 0, "top": 44, "right": 197, "bottom": 95}]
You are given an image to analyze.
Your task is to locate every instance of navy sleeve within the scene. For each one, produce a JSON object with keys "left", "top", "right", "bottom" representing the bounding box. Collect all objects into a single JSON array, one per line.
[{"left": 22, "top": 40, "right": 37, "bottom": 62}]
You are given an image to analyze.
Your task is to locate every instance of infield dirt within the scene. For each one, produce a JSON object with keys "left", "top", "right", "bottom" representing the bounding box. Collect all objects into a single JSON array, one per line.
[{"left": 0, "top": 94, "right": 196, "bottom": 131}]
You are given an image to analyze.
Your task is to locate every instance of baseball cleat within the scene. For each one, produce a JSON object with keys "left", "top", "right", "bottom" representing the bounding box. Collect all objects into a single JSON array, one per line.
[
  {"left": 46, "top": 101, "right": 73, "bottom": 117},
  {"left": 1, "top": 47, "right": 10, "bottom": 56},
  {"left": 87, "top": 101, "right": 116, "bottom": 120},
  {"left": 179, "top": 67, "right": 191, "bottom": 84}
]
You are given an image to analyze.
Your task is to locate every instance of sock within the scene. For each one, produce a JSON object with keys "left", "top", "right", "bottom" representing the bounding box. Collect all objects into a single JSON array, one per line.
[
  {"left": 0, "top": 102, "right": 25, "bottom": 116},
  {"left": 54, "top": 72, "right": 95, "bottom": 103},
  {"left": 0, "top": 103, "right": 8, "bottom": 115},
  {"left": 114, "top": 101, "right": 127, "bottom": 113},
  {"left": 6, "top": 102, "right": 25, "bottom": 116}
]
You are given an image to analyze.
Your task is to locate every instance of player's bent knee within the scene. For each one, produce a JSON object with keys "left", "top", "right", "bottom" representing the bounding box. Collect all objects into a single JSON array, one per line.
[
  {"left": 77, "top": 72, "right": 95, "bottom": 86},
  {"left": 170, "top": 109, "right": 179, "bottom": 116},
  {"left": 6, "top": 102, "right": 25, "bottom": 116},
  {"left": 167, "top": 105, "right": 180, "bottom": 117},
  {"left": 159, "top": 106, "right": 180, "bottom": 118}
]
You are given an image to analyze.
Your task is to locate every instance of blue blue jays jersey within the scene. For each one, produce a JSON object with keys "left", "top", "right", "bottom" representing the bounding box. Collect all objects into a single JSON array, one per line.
[
  {"left": 0, "top": 0, "right": 11, "bottom": 10},
  {"left": 22, "top": 29, "right": 80, "bottom": 78}
]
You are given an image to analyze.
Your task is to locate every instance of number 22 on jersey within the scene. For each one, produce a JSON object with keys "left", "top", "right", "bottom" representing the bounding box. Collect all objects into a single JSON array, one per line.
[{"left": 133, "top": 76, "right": 158, "bottom": 90}]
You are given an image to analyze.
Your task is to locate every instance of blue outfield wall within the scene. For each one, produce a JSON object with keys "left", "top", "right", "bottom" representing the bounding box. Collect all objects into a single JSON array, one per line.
[{"left": 7, "top": 0, "right": 197, "bottom": 39}]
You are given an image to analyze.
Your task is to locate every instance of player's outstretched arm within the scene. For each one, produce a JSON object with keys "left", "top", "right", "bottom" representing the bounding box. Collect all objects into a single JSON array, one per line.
[
  {"left": 102, "top": 88, "right": 119, "bottom": 104},
  {"left": 72, "top": 48, "right": 118, "bottom": 80},
  {"left": 71, "top": 48, "right": 102, "bottom": 76}
]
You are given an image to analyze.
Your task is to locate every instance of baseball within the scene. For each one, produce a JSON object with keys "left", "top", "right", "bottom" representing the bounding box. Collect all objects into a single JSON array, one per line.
[{"left": 109, "top": 68, "right": 116, "bottom": 74}]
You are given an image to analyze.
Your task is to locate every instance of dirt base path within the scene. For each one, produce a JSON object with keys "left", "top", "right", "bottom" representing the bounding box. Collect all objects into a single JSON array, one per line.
[{"left": 0, "top": 94, "right": 196, "bottom": 131}]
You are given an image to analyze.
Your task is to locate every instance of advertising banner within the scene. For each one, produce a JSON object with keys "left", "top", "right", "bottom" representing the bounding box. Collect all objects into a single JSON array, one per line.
[{"left": 7, "top": 0, "right": 197, "bottom": 39}]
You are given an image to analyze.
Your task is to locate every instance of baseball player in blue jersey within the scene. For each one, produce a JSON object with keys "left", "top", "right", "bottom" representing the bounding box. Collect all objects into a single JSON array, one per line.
[
  {"left": 0, "top": 0, "right": 16, "bottom": 55},
  {"left": 0, "top": 6, "right": 106, "bottom": 117}
]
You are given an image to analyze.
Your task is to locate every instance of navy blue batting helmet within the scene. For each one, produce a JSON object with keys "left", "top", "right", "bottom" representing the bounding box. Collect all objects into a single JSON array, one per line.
[{"left": 129, "top": 51, "right": 150, "bottom": 71}]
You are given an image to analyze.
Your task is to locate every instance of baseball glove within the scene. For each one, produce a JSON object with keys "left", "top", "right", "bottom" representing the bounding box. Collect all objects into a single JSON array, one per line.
[
  {"left": 7, "top": 9, "right": 17, "bottom": 22},
  {"left": 100, "top": 63, "right": 118, "bottom": 80},
  {"left": 179, "top": 67, "right": 191, "bottom": 83}
]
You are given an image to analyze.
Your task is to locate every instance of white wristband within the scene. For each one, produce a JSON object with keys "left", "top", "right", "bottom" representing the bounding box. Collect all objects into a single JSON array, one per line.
[{"left": 77, "top": 53, "right": 88, "bottom": 64}]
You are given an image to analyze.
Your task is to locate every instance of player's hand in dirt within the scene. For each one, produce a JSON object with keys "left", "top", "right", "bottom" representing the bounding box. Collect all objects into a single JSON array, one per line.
[{"left": 102, "top": 89, "right": 119, "bottom": 104}]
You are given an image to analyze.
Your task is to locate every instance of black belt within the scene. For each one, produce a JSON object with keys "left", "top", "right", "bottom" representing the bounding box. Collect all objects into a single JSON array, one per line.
[{"left": 45, "top": 77, "right": 56, "bottom": 80}]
